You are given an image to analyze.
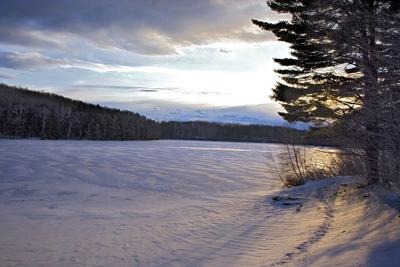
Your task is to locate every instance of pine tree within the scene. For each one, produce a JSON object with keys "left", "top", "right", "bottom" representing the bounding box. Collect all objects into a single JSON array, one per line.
[
  {"left": 254, "top": 0, "right": 400, "bottom": 184},
  {"left": 253, "top": 1, "right": 359, "bottom": 124}
]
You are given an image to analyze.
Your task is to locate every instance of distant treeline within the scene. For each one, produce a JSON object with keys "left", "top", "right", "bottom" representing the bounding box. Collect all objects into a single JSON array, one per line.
[
  {"left": 160, "top": 121, "right": 311, "bottom": 144},
  {"left": 0, "top": 84, "right": 160, "bottom": 140},
  {"left": 0, "top": 84, "right": 330, "bottom": 145}
]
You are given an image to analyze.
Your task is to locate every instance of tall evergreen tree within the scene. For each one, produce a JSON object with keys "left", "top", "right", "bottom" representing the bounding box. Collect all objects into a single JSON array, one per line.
[
  {"left": 254, "top": 0, "right": 400, "bottom": 184},
  {"left": 253, "top": 1, "right": 360, "bottom": 125}
]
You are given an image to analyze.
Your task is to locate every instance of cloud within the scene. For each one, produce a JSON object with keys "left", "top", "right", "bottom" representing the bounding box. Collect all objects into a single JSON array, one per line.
[
  {"left": 201, "top": 91, "right": 224, "bottom": 95},
  {"left": 0, "top": 51, "right": 108, "bottom": 71},
  {"left": 0, "top": 51, "right": 177, "bottom": 73},
  {"left": 0, "top": 0, "right": 275, "bottom": 55},
  {"left": 219, "top": 48, "right": 232, "bottom": 54},
  {"left": 68, "top": 84, "right": 179, "bottom": 93},
  {"left": 0, "top": 51, "right": 70, "bottom": 70},
  {"left": 0, "top": 28, "right": 64, "bottom": 49},
  {"left": 0, "top": 72, "right": 15, "bottom": 80}
]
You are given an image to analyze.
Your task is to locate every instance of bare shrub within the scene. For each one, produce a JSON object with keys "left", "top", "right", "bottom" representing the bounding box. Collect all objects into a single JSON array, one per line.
[{"left": 271, "top": 145, "right": 365, "bottom": 187}]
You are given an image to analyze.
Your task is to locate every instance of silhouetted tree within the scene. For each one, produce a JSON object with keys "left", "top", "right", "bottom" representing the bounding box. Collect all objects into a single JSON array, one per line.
[{"left": 254, "top": 0, "right": 400, "bottom": 185}]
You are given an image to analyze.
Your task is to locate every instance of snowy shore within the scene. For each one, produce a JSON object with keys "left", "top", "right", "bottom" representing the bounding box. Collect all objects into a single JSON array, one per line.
[
  {"left": 272, "top": 177, "right": 400, "bottom": 267},
  {"left": 0, "top": 140, "right": 399, "bottom": 266}
]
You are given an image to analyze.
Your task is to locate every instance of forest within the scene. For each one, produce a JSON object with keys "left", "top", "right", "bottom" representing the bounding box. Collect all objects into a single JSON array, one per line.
[
  {"left": 161, "top": 121, "right": 318, "bottom": 145},
  {"left": 0, "top": 84, "right": 317, "bottom": 144},
  {"left": 0, "top": 84, "right": 161, "bottom": 140}
]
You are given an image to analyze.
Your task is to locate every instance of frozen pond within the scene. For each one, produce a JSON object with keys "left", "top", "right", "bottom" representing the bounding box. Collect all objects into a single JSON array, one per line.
[{"left": 0, "top": 140, "right": 330, "bottom": 267}]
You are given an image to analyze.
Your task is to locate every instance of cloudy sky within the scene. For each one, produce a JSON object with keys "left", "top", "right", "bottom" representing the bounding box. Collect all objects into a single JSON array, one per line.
[{"left": 0, "top": 0, "right": 292, "bottom": 125}]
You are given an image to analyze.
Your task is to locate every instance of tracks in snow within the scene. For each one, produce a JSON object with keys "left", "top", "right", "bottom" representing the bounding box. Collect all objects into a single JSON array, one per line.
[{"left": 268, "top": 186, "right": 341, "bottom": 267}]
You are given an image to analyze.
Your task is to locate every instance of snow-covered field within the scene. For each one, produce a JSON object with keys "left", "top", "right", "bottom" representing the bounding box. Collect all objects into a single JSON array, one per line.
[{"left": 0, "top": 140, "right": 399, "bottom": 267}]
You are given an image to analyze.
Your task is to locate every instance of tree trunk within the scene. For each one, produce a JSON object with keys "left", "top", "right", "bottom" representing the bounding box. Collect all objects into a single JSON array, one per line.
[
  {"left": 363, "top": 0, "right": 380, "bottom": 185},
  {"left": 365, "top": 123, "right": 380, "bottom": 185}
]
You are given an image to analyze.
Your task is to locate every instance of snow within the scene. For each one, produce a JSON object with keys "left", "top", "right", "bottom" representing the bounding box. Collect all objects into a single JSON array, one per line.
[
  {"left": 0, "top": 139, "right": 399, "bottom": 267},
  {"left": 289, "top": 180, "right": 400, "bottom": 267}
]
